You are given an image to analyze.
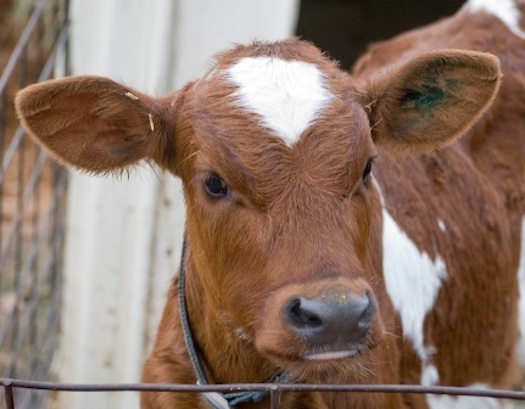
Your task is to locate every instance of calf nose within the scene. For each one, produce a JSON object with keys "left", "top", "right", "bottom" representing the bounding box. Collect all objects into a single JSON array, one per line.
[{"left": 283, "top": 291, "right": 374, "bottom": 348}]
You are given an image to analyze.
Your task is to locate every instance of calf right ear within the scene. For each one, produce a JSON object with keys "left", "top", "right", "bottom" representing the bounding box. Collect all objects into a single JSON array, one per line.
[
  {"left": 15, "top": 75, "right": 179, "bottom": 174},
  {"left": 360, "top": 50, "right": 501, "bottom": 155}
]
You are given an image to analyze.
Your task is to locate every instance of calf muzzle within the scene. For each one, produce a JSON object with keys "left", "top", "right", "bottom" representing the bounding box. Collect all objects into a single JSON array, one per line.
[{"left": 283, "top": 290, "right": 375, "bottom": 360}]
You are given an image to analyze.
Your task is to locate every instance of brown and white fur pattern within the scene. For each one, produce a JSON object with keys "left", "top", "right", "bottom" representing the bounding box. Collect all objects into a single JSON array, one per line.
[{"left": 14, "top": 0, "right": 525, "bottom": 408}]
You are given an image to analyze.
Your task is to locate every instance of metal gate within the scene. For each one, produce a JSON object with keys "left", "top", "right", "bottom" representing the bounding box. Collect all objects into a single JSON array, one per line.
[{"left": 0, "top": 0, "right": 69, "bottom": 408}]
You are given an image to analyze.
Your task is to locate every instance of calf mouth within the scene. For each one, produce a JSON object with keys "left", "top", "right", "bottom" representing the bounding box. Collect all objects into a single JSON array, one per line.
[
  {"left": 266, "top": 342, "right": 378, "bottom": 384},
  {"left": 255, "top": 328, "right": 380, "bottom": 383},
  {"left": 302, "top": 345, "right": 365, "bottom": 361}
]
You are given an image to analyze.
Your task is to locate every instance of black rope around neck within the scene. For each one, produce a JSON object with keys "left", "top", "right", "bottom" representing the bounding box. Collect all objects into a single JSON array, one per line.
[{"left": 177, "top": 235, "right": 289, "bottom": 408}]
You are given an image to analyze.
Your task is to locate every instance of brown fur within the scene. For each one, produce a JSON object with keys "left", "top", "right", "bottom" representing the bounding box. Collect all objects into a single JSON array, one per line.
[
  {"left": 353, "top": 4, "right": 525, "bottom": 396},
  {"left": 13, "top": 6, "right": 522, "bottom": 407}
]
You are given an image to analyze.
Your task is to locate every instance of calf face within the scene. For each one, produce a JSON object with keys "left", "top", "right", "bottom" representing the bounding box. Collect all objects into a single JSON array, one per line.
[{"left": 15, "top": 39, "right": 500, "bottom": 407}]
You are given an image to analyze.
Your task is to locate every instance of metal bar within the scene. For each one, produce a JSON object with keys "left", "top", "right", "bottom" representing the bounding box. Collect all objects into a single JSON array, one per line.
[
  {"left": 15, "top": 292, "right": 59, "bottom": 409},
  {"left": 0, "top": 172, "right": 66, "bottom": 348},
  {"left": 1, "top": 379, "right": 525, "bottom": 401},
  {"left": 0, "top": 23, "right": 70, "bottom": 185},
  {"left": 269, "top": 387, "right": 281, "bottom": 409},
  {"left": 4, "top": 382, "right": 15, "bottom": 409},
  {"left": 0, "top": 0, "right": 68, "bottom": 407},
  {"left": 12, "top": 289, "right": 60, "bottom": 409},
  {"left": 0, "top": 150, "right": 47, "bottom": 270},
  {"left": 0, "top": 0, "right": 49, "bottom": 94},
  {"left": 37, "top": 21, "right": 69, "bottom": 83},
  {"left": 5, "top": 240, "right": 60, "bottom": 373},
  {"left": 48, "top": 162, "right": 66, "bottom": 292},
  {"left": 0, "top": 128, "right": 25, "bottom": 184}
]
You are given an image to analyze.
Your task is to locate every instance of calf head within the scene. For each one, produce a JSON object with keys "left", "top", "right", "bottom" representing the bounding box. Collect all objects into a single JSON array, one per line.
[{"left": 15, "top": 39, "right": 500, "bottom": 383}]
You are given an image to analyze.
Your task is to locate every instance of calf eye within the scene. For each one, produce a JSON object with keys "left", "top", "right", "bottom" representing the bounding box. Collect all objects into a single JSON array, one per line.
[
  {"left": 362, "top": 159, "right": 373, "bottom": 181},
  {"left": 204, "top": 174, "right": 229, "bottom": 198}
]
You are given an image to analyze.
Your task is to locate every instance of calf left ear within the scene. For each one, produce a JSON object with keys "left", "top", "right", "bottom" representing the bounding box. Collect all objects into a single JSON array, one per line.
[
  {"left": 362, "top": 50, "right": 501, "bottom": 154},
  {"left": 15, "top": 75, "right": 178, "bottom": 174}
]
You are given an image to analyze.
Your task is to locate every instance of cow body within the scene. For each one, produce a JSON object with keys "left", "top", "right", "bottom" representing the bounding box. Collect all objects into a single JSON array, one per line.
[
  {"left": 14, "top": 1, "right": 525, "bottom": 408},
  {"left": 354, "top": 2, "right": 525, "bottom": 406}
]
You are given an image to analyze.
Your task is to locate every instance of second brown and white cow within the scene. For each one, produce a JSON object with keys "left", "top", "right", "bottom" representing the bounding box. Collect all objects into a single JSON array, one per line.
[{"left": 14, "top": 0, "right": 525, "bottom": 408}]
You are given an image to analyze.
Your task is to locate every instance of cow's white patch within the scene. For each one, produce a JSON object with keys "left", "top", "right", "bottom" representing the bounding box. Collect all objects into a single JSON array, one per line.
[
  {"left": 422, "top": 365, "right": 500, "bottom": 409},
  {"left": 426, "top": 384, "right": 500, "bottom": 409},
  {"left": 465, "top": 0, "right": 525, "bottom": 39},
  {"left": 225, "top": 56, "right": 333, "bottom": 147},
  {"left": 421, "top": 364, "right": 440, "bottom": 386},
  {"left": 376, "top": 180, "right": 501, "bottom": 408},
  {"left": 382, "top": 206, "right": 447, "bottom": 362},
  {"left": 516, "top": 217, "right": 525, "bottom": 367},
  {"left": 375, "top": 179, "right": 447, "bottom": 363},
  {"left": 438, "top": 219, "right": 447, "bottom": 232}
]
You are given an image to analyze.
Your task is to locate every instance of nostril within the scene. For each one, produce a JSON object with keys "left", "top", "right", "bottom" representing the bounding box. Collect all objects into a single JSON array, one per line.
[
  {"left": 285, "top": 298, "right": 323, "bottom": 328},
  {"left": 358, "top": 293, "right": 374, "bottom": 328}
]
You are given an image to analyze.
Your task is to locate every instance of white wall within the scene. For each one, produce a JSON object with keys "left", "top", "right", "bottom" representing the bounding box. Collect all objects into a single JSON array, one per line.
[{"left": 56, "top": 1, "right": 299, "bottom": 408}]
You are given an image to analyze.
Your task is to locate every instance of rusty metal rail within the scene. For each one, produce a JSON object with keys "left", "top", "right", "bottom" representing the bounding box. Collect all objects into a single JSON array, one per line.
[{"left": 2, "top": 378, "right": 525, "bottom": 409}]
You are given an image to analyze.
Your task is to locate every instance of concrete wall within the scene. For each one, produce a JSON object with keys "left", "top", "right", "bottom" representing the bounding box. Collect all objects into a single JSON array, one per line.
[{"left": 56, "top": 1, "right": 299, "bottom": 408}]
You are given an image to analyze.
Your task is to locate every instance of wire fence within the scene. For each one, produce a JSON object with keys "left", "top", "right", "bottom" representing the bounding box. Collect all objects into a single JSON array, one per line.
[
  {"left": 0, "top": 0, "right": 69, "bottom": 408},
  {"left": 2, "top": 378, "right": 525, "bottom": 409}
]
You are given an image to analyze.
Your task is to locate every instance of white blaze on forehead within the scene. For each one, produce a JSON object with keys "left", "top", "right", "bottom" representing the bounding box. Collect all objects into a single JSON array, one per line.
[
  {"left": 225, "top": 56, "right": 334, "bottom": 147},
  {"left": 464, "top": 0, "right": 525, "bottom": 39}
]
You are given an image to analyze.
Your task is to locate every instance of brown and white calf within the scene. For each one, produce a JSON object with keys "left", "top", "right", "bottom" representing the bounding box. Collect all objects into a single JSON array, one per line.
[{"left": 14, "top": 0, "right": 525, "bottom": 407}]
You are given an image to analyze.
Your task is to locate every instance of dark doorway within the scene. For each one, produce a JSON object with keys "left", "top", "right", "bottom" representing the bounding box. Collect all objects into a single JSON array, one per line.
[{"left": 296, "top": 0, "right": 465, "bottom": 69}]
